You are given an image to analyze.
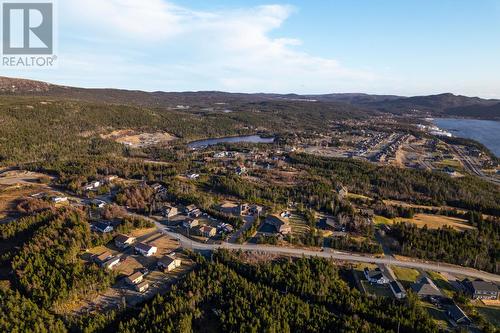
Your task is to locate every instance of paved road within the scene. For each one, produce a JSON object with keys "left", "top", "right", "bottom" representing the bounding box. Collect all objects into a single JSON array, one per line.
[
  {"left": 448, "top": 144, "right": 500, "bottom": 186},
  {"left": 153, "top": 222, "right": 500, "bottom": 283}
]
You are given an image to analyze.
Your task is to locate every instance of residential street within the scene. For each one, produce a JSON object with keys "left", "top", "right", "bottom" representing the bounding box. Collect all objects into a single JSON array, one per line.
[{"left": 153, "top": 221, "right": 500, "bottom": 283}]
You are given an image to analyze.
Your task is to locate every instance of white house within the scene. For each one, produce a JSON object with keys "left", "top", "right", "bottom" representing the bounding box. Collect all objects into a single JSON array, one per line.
[
  {"left": 364, "top": 268, "right": 390, "bottom": 285},
  {"left": 51, "top": 196, "right": 68, "bottom": 203},
  {"left": 83, "top": 181, "right": 101, "bottom": 191},
  {"left": 134, "top": 242, "right": 157, "bottom": 257},
  {"left": 158, "top": 255, "right": 182, "bottom": 272}
]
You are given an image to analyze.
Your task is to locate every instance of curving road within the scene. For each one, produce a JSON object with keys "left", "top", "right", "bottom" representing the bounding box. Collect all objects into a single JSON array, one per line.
[{"left": 155, "top": 223, "right": 500, "bottom": 283}]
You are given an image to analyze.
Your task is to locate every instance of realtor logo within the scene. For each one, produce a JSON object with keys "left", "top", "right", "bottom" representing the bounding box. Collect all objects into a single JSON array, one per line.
[
  {"left": 1, "top": 1, "right": 56, "bottom": 67},
  {"left": 2, "top": 2, "right": 53, "bottom": 54}
]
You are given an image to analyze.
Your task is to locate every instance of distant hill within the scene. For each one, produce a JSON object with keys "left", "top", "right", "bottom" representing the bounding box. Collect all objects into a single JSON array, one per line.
[
  {"left": 445, "top": 103, "right": 500, "bottom": 120},
  {"left": 1, "top": 76, "right": 498, "bottom": 119},
  {"left": 365, "top": 93, "right": 498, "bottom": 113}
]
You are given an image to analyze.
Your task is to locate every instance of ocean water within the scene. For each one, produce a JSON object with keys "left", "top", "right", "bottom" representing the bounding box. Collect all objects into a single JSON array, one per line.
[{"left": 433, "top": 118, "right": 500, "bottom": 157}]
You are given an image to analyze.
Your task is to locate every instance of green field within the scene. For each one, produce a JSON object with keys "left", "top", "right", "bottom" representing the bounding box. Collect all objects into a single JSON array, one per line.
[
  {"left": 423, "top": 303, "right": 451, "bottom": 330},
  {"left": 427, "top": 271, "right": 456, "bottom": 297},
  {"left": 288, "top": 213, "right": 310, "bottom": 237},
  {"left": 391, "top": 266, "right": 420, "bottom": 287},
  {"left": 374, "top": 215, "right": 393, "bottom": 225}
]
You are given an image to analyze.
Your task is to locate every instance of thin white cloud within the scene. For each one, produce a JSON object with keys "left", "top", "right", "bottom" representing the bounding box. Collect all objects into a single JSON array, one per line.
[{"left": 41, "top": 1, "right": 379, "bottom": 93}]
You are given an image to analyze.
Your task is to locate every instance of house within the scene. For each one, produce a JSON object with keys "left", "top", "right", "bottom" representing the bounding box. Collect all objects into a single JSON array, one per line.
[
  {"left": 114, "top": 234, "right": 136, "bottom": 249},
  {"left": 447, "top": 303, "right": 471, "bottom": 326},
  {"left": 336, "top": 184, "right": 348, "bottom": 199},
  {"left": 102, "top": 256, "right": 121, "bottom": 270},
  {"left": 196, "top": 225, "right": 217, "bottom": 238},
  {"left": 280, "top": 211, "right": 292, "bottom": 218},
  {"left": 94, "top": 251, "right": 113, "bottom": 266},
  {"left": 151, "top": 183, "right": 164, "bottom": 192},
  {"left": 187, "top": 173, "right": 199, "bottom": 180},
  {"left": 189, "top": 208, "right": 203, "bottom": 218},
  {"left": 135, "top": 281, "right": 149, "bottom": 293},
  {"left": 264, "top": 215, "right": 292, "bottom": 235},
  {"left": 249, "top": 204, "right": 263, "bottom": 216},
  {"left": 125, "top": 271, "right": 144, "bottom": 285},
  {"left": 182, "top": 217, "right": 199, "bottom": 229},
  {"left": 91, "top": 199, "right": 107, "bottom": 208},
  {"left": 462, "top": 279, "right": 499, "bottom": 300},
  {"left": 364, "top": 268, "right": 390, "bottom": 285},
  {"left": 390, "top": 280, "right": 407, "bottom": 299},
  {"left": 158, "top": 255, "right": 182, "bottom": 272},
  {"left": 162, "top": 205, "right": 178, "bottom": 219},
  {"left": 411, "top": 277, "right": 442, "bottom": 298},
  {"left": 91, "top": 221, "right": 114, "bottom": 233},
  {"left": 134, "top": 242, "right": 157, "bottom": 257},
  {"left": 184, "top": 204, "right": 198, "bottom": 215},
  {"left": 219, "top": 223, "right": 234, "bottom": 233},
  {"left": 51, "top": 196, "right": 68, "bottom": 203},
  {"left": 235, "top": 166, "right": 246, "bottom": 175},
  {"left": 218, "top": 203, "right": 251, "bottom": 216},
  {"left": 83, "top": 181, "right": 101, "bottom": 191}
]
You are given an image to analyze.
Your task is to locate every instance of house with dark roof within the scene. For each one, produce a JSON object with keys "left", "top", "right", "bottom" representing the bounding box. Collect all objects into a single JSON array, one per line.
[
  {"left": 114, "top": 234, "right": 136, "bottom": 249},
  {"left": 91, "top": 221, "right": 113, "bottom": 233},
  {"left": 102, "top": 256, "right": 121, "bottom": 270},
  {"left": 264, "top": 215, "right": 292, "bottom": 235},
  {"left": 364, "top": 267, "right": 390, "bottom": 285},
  {"left": 182, "top": 217, "right": 199, "bottom": 229},
  {"left": 447, "top": 303, "right": 471, "bottom": 326},
  {"left": 411, "top": 277, "right": 442, "bottom": 298},
  {"left": 134, "top": 242, "right": 157, "bottom": 257},
  {"left": 462, "top": 279, "right": 499, "bottom": 300},
  {"left": 158, "top": 255, "right": 182, "bottom": 272},
  {"left": 390, "top": 280, "right": 407, "bottom": 299},
  {"left": 196, "top": 225, "right": 217, "bottom": 238},
  {"left": 93, "top": 251, "right": 113, "bottom": 266}
]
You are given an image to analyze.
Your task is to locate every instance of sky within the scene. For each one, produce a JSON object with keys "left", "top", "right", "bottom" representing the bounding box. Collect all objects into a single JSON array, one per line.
[{"left": 3, "top": 0, "right": 500, "bottom": 97}]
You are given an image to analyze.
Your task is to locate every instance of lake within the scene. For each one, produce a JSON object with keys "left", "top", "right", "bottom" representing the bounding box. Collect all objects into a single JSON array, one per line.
[
  {"left": 432, "top": 118, "right": 500, "bottom": 157},
  {"left": 188, "top": 135, "right": 275, "bottom": 148}
]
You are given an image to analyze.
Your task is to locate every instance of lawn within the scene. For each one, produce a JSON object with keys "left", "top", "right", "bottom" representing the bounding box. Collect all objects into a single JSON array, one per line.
[
  {"left": 374, "top": 215, "right": 393, "bottom": 226},
  {"left": 288, "top": 213, "right": 310, "bottom": 237},
  {"left": 427, "top": 271, "right": 456, "bottom": 297},
  {"left": 476, "top": 305, "right": 500, "bottom": 328},
  {"left": 423, "top": 303, "right": 451, "bottom": 330},
  {"left": 396, "top": 214, "right": 475, "bottom": 232},
  {"left": 391, "top": 266, "right": 420, "bottom": 287}
]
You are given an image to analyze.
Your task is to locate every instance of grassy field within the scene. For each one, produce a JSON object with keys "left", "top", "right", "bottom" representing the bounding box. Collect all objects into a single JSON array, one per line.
[
  {"left": 436, "top": 159, "right": 462, "bottom": 169},
  {"left": 391, "top": 266, "right": 420, "bottom": 287},
  {"left": 476, "top": 305, "right": 500, "bottom": 327},
  {"left": 396, "top": 214, "right": 475, "bottom": 232},
  {"left": 346, "top": 193, "right": 372, "bottom": 201},
  {"left": 426, "top": 271, "right": 456, "bottom": 297},
  {"left": 423, "top": 303, "right": 451, "bottom": 330},
  {"left": 288, "top": 213, "right": 310, "bottom": 237},
  {"left": 374, "top": 215, "right": 393, "bottom": 226}
]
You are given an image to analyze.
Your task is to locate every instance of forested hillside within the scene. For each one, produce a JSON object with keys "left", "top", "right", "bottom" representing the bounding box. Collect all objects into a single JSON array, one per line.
[
  {"left": 288, "top": 153, "right": 500, "bottom": 215},
  {"left": 112, "top": 253, "right": 438, "bottom": 333}
]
